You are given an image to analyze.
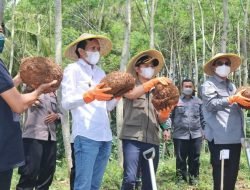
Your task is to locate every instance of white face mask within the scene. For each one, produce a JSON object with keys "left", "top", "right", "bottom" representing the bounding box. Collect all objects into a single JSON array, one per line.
[
  {"left": 215, "top": 65, "right": 231, "bottom": 78},
  {"left": 86, "top": 51, "right": 100, "bottom": 65},
  {"left": 182, "top": 87, "right": 193, "bottom": 96},
  {"left": 140, "top": 67, "right": 155, "bottom": 79}
]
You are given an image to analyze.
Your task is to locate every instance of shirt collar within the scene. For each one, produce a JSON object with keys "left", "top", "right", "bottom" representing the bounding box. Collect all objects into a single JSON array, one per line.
[
  {"left": 77, "top": 58, "right": 96, "bottom": 70},
  {"left": 213, "top": 75, "right": 228, "bottom": 84},
  {"left": 180, "top": 94, "right": 193, "bottom": 100}
]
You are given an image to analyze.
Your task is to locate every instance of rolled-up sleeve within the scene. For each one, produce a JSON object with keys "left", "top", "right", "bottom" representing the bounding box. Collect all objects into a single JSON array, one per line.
[
  {"left": 61, "top": 65, "right": 85, "bottom": 110},
  {"left": 201, "top": 82, "right": 230, "bottom": 112}
]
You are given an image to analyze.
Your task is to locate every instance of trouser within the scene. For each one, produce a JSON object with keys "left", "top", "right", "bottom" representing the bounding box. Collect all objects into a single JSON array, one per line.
[
  {"left": 173, "top": 137, "right": 202, "bottom": 181},
  {"left": 121, "top": 139, "right": 159, "bottom": 190},
  {"left": 16, "top": 138, "right": 57, "bottom": 190},
  {"left": 70, "top": 143, "right": 75, "bottom": 190},
  {"left": 74, "top": 136, "right": 111, "bottom": 190},
  {"left": 0, "top": 169, "right": 13, "bottom": 190},
  {"left": 208, "top": 140, "right": 241, "bottom": 190}
]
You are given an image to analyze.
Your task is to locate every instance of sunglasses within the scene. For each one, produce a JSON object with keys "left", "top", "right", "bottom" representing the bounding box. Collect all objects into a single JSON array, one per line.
[
  {"left": 214, "top": 60, "right": 231, "bottom": 66},
  {"left": 135, "top": 55, "right": 159, "bottom": 67}
]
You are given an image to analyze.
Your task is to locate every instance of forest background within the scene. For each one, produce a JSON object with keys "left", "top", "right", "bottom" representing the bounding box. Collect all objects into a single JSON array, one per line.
[{"left": 1, "top": 0, "right": 250, "bottom": 189}]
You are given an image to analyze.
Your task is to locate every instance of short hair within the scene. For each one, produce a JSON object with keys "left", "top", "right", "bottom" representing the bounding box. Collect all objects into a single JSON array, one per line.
[
  {"left": 182, "top": 79, "right": 193, "bottom": 86},
  {"left": 75, "top": 38, "right": 95, "bottom": 58}
]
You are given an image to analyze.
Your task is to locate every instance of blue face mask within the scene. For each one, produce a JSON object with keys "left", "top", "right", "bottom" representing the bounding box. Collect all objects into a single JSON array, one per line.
[{"left": 0, "top": 33, "right": 5, "bottom": 53}]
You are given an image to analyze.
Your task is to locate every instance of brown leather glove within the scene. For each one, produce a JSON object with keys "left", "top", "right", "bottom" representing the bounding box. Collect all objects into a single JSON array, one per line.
[
  {"left": 83, "top": 83, "right": 113, "bottom": 104},
  {"left": 142, "top": 77, "right": 172, "bottom": 92},
  {"left": 228, "top": 89, "right": 250, "bottom": 106}
]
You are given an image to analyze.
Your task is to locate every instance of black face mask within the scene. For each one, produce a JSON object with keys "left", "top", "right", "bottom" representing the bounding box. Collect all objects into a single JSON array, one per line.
[{"left": 0, "top": 33, "right": 5, "bottom": 53}]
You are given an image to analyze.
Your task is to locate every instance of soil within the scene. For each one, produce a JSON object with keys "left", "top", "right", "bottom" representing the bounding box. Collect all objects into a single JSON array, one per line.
[
  {"left": 19, "top": 57, "right": 63, "bottom": 93},
  {"left": 100, "top": 71, "right": 135, "bottom": 97},
  {"left": 236, "top": 86, "right": 250, "bottom": 109},
  {"left": 152, "top": 82, "right": 179, "bottom": 111}
]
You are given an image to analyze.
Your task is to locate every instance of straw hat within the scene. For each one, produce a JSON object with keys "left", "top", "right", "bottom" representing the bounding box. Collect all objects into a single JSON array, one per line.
[
  {"left": 126, "top": 49, "right": 165, "bottom": 77},
  {"left": 64, "top": 33, "right": 112, "bottom": 61},
  {"left": 203, "top": 53, "right": 241, "bottom": 76}
]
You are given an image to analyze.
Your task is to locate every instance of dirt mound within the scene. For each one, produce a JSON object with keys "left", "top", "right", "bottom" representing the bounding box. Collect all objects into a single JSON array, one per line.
[
  {"left": 152, "top": 82, "right": 179, "bottom": 111},
  {"left": 19, "top": 57, "right": 63, "bottom": 93},
  {"left": 235, "top": 86, "right": 250, "bottom": 109},
  {"left": 100, "top": 71, "right": 135, "bottom": 97}
]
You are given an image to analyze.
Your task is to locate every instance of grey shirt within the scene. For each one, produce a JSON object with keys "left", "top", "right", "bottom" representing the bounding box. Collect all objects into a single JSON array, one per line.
[
  {"left": 201, "top": 75, "right": 244, "bottom": 144},
  {"left": 22, "top": 93, "right": 62, "bottom": 141},
  {"left": 170, "top": 95, "right": 205, "bottom": 140}
]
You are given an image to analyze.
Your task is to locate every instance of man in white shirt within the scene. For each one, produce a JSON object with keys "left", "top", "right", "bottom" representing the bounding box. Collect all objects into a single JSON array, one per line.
[{"left": 61, "top": 33, "right": 118, "bottom": 190}]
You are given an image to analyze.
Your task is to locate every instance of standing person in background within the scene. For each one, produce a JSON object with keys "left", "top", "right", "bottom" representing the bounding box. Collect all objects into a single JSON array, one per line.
[
  {"left": 169, "top": 79, "right": 205, "bottom": 186},
  {"left": 61, "top": 33, "right": 119, "bottom": 190},
  {"left": 120, "top": 49, "right": 173, "bottom": 190},
  {"left": 16, "top": 88, "right": 62, "bottom": 190},
  {"left": 0, "top": 24, "right": 56, "bottom": 190},
  {"left": 201, "top": 53, "right": 250, "bottom": 190}
]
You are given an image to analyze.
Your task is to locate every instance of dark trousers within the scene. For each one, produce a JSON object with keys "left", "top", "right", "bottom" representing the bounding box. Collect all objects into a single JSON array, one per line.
[
  {"left": 121, "top": 140, "right": 159, "bottom": 190},
  {"left": 0, "top": 169, "right": 13, "bottom": 190},
  {"left": 208, "top": 141, "right": 241, "bottom": 190},
  {"left": 173, "top": 137, "right": 202, "bottom": 181},
  {"left": 16, "top": 138, "right": 57, "bottom": 190},
  {"left": 70, "top": 143, "right": 75, "bottom": 190}
]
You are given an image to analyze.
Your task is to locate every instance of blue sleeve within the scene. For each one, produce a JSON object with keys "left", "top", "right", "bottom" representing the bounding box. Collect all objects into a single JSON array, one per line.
[{"left": 0, "top": 60, "right": 14, "bottom": 93}]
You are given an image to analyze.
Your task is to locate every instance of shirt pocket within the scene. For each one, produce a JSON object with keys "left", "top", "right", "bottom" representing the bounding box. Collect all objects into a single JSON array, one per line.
[
  {"left": 173, "top": 106, "right": 185, "bottom": 124},
  {"left": 216, "top": 89, "right": 229, "bottom": 98},
  {"left": 191, "top": 104, "right": 200, "bottom": 118}
]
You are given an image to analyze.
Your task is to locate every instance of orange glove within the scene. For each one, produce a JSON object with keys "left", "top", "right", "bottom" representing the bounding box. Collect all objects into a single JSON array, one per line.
[
  {"left": 142, "top": 77, "right": 172, "bottom": 92},
  {"left": 228, "top": 89, "right": 250, "bottom": 106},
  {"left": 83, "top": 83, "right": 113, "bottom": 104},
  {"left": 158, "top": 107, "right": 172, "bottom": 121}
]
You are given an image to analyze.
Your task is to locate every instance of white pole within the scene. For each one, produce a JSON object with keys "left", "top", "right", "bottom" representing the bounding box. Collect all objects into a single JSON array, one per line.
[
  {"left": 148, "top": 158, "right": 157, "bottom": 190},
  {"left": 220, "top": 158, "right": 224, "bottom": 190}
]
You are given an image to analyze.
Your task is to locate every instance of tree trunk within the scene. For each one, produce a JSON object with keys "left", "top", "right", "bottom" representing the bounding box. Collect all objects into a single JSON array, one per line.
[
  {"left": 197, "top": 0, "right": 206, "bottom": 81},
  {"left": 54, "top": 0, "right": 72, "bottom": 173},
  {"left": 242, "top": 0, "right": 249, "bottom": 86},
  {"left": 116, "top": 0, "right": 131, "bottom": 167},
  {"left": 37, "top": 14, "right": 41, "bottom": 54},
  {"left": 221, "top": 0, "right": 229, "bottom": 53},
  {"left": 0, "top": 0, "right": 5, "bottom": 24},
  {"left": 98, "top": 0, "right": 105, "bottom": 31},
  {"left": 9, "top": 0, "right": 16, "bottom": 75},
  {"left": 149, "top": 0, "right": 155, "bottom": 49},
  {"left": 191, "top": 2, "right": 198, "bottom": 89},
  {"left": 237, "top": 21, "right": 241, "bottom": 86}
]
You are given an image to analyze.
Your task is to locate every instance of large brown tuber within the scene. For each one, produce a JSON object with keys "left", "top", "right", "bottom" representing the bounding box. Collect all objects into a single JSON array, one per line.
[
  {"left": 100, "top": 71, "right": 135, "bottom": 97},
  {"left": 19, "top": 57, "right": 63, "bottom": 93},
  {"left": 235, "top": 86, "right": 250, "bottom": 109},
  {"left": 152, "top": 82, "right": 179, "bottom": 111}
]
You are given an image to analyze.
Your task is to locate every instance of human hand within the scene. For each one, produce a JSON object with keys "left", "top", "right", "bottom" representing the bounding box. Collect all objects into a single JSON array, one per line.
[
  {"left": 142, "top": 77, "right": 172, "bottom": 92},
  {"left": 36, "top": 80, "right": 57, "bottom": 95},
  {"left": 157, "top": 77, "right": 172, "bottom": 85},
  {"left": 83, "top": 83, "right": 113, "bottom": 104},
  {"left": 163, "top": 130, "right": 171, "bottom": 141},
  {"left": 45, "top": 112, "right": 59, "bottom": 124},
  {"left": 158, "top": 107, "right": 172, "bottom": 121},
  {"left": 228, "top": 89, "right": 250, "bottom": 106},
  {"left": 13, "top": 72, "right": 23, "bottom": 87}
]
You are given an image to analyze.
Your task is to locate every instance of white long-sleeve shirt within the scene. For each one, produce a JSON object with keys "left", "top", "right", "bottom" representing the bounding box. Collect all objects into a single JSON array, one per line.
[{"left": 61, "top": 59, "right": 117, "bottom": 142}]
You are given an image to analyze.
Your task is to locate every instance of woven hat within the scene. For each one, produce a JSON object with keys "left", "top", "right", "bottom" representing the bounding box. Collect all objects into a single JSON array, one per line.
[
  {"left": 126, "top": 49, "right": 164, "bottom": 77},
  {"left": 64, "top": 33, "right": 112, "bottom": 61},
  {"left": 203, "top": 53, "right": 241, "bottom": 76}
]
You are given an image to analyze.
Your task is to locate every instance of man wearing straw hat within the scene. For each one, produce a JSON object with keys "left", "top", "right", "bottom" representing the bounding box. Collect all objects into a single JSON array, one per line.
[
  {"left": 120, "top": 49, "right": 173, "bottom": 190},
  {"left": 61, "top": 33, "right": 119, "bottom": 190},
  {"left": 201, "top": 53, "right": 250, "bottom": 190}
]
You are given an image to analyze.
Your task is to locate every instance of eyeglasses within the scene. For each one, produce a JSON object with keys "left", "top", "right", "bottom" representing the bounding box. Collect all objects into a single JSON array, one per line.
[
  {"left": 135, "top": 55, "right": 159, "bottom": 67},
  {"left": 214, "top": 60, "right": 231, "bottom": 66}
]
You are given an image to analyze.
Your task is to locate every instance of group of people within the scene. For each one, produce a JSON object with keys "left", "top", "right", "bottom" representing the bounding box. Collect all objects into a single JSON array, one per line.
[{"left": 1, "top": 27, "right": 250, "bottom": 190}]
